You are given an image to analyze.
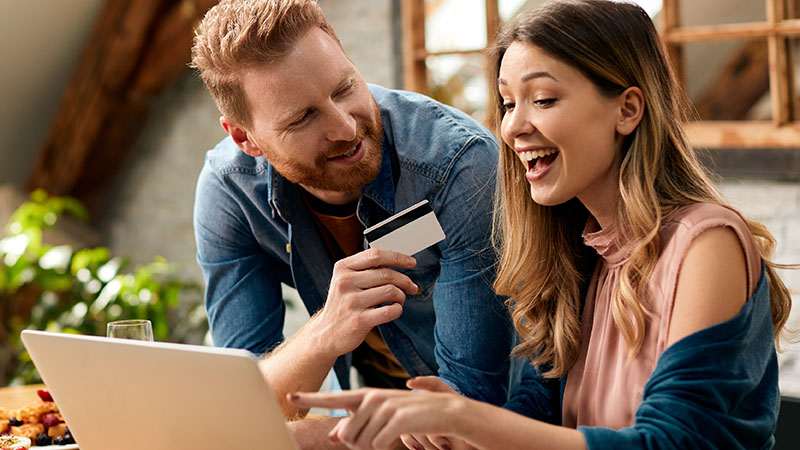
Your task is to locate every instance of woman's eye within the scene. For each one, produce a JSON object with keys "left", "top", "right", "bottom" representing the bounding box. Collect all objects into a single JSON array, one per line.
[
  {"left": 501, "top": 103, "right": 515, "bottom": 114},
  {"left": 534, "top": 98, "right": 556, "bottom": 107}
]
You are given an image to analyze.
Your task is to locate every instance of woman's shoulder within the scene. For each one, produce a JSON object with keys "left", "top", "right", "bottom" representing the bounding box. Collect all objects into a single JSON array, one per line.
[
  {"left": 658, "top": 201, "right": 762, "bottom": 297},
  {"left": 660, "top": 202, "right": 756, "bottom": 255},
  {"left": 664, "top": 202, "right": 746, "bottom": 230}
]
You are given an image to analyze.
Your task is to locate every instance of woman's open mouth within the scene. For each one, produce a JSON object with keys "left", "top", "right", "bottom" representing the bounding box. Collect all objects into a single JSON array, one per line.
[{"left": 518, "top": 148, "right": 559, "bottom": 181}]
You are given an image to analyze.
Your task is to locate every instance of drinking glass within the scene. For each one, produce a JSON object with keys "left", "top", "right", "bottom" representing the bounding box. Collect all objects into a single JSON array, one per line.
[{"left": 106, "top": 319, "right": 154, "bottom": 341}]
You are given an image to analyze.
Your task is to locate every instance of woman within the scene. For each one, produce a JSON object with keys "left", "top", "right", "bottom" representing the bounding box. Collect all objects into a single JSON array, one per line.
[{"left": 290, "top": 1, "right": 794, "bottom": 449}]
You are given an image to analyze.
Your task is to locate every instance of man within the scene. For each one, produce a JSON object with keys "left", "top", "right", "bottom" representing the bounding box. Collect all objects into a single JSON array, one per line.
[{"left": 191, "top": 0, "right": 514, "bottom": 446}]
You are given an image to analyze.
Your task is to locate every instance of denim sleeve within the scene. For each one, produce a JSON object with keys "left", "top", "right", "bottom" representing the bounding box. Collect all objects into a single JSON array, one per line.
[
  {"left": 193, "top": 163, "right": 285, "bottom": 356},
  {"left": 502, "top": 361, "right": 561, "bottom": 424},
  {"left": 430, "top": 135, "right": 515, "bottom": 406}
]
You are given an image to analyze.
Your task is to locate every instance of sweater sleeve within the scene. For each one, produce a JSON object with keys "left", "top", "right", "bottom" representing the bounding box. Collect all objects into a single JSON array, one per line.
[{"left": 579, "top": 265, "right": 780, "bottom": 450}]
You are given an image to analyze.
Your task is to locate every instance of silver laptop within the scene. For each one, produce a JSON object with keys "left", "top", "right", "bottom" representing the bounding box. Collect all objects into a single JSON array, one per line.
[{"left": 21, "top": 330, "right": 299, "bottom": 450}]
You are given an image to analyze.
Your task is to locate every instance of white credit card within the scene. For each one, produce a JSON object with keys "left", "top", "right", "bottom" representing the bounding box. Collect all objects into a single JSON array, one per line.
[{"left": 363, "top": 200, "right": 446, "bottom": 256}]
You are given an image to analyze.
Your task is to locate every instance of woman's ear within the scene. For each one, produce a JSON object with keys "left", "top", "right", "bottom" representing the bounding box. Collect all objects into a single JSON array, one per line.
[
  {"left": 616, "top": 86, "right": 645, "bottom": 136},
  {"left": 220, "top": 116, "right": 263, "bottom": 157}
]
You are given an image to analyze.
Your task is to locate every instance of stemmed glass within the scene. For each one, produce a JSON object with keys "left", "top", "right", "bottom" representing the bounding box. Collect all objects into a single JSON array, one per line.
[{"left": 106, "top": 319, "right": 154, "bottom": 341}]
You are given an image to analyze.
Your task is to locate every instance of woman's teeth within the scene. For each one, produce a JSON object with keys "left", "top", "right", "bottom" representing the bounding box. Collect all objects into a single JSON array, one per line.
[{"left": 519, "top": 148, "right": 557, "bottom": 162}]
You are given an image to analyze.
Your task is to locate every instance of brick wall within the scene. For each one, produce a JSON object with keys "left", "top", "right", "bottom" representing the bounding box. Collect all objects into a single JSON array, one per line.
[{"left": 718, "top": 180, "right": 800, "bottom": 397}]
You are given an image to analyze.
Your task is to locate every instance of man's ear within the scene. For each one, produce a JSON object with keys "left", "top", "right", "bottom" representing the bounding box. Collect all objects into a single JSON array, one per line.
[
  {"left": 220, "top": 116, "right": 263, "bottom": 157},
  {"left": 615, "top": 86, "right": 645, "bottom": 136}
]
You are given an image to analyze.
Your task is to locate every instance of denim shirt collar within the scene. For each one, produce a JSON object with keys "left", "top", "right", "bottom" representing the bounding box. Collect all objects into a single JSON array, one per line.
[{"left": 266, "top": 128, "right": 399, "bottom": 227}]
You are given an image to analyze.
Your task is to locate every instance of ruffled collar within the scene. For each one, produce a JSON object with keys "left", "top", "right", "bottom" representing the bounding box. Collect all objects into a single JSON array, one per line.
[{"left": 581, "top": 216, "right": 632, "bottom": 267}]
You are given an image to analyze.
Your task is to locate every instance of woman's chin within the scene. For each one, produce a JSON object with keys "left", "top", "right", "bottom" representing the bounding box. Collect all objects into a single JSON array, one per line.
[{"left": 529, "top": 187, "right": 567, "bottom": 207}]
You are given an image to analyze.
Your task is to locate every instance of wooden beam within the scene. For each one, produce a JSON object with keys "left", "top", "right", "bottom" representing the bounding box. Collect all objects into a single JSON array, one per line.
[
  {"left": 767, "top": 0, "right": 792, "bottom": 125},
  {"left": 660, "top": 0, "right": 685, "bottom": 87},
  {"left": 27, "top": 0, "right": 218, "bottom": 214},
  {"left": 402, "top": 0, "right": 428, "bottom": 94},
  {"left": 664, "top": 21, "right": 798, "bottom": 42},
  {"left": 687, "top": 121, "right": 800, "bottom": 148},
  {"left": 27, "top": 0, "right": 165, "bottom": 198},
  {"left": 485, "top": 0, "right": 500, "bottom": 48}
]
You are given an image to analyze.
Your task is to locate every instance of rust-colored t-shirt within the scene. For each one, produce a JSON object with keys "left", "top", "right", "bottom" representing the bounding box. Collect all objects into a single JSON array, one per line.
[{"left": 305, "top": 197, "right": 410, "bottom": 381}]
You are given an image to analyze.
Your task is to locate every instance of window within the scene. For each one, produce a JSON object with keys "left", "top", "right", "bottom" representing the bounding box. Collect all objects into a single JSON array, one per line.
[{"left": 402, "top": 0, "right": 800, "bottom": 149}]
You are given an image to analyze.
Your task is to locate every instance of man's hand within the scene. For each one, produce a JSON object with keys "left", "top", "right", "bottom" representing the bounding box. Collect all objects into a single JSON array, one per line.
[
  {"left": 310, "top": 248, "right": 418, "bottom": 357},
  {"left": 259, "top": 248, "right": 417, "bottom": 419}
]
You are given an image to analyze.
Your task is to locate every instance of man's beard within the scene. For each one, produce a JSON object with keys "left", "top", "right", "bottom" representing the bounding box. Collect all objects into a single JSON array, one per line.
[{"left": 264, "top": 102, "right": 384, "bottom": 193}]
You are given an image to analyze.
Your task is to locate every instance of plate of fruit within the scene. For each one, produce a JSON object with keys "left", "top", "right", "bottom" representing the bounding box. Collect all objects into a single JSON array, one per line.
[{"left": 1, "top": 390, "right": 77, "bottom": 449}]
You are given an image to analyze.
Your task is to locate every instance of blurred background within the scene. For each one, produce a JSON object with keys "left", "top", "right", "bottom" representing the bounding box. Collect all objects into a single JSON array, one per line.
[{"left": 0, "top": 0, "right": 798, "bottom": 400}]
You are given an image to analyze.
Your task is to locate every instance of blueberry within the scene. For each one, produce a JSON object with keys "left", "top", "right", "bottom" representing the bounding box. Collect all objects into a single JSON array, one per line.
[
  {"left": 53, "top": 436, "right": 66, "bottom": 445},
  {"left": 62, "top": 433, "right": 75, "bottom": 444},
  {"left": 35, "top": 433, "right": 51, "bottom": 446},
  {"left": 8, "top": 417, "right": 22, "bottom": 427}
]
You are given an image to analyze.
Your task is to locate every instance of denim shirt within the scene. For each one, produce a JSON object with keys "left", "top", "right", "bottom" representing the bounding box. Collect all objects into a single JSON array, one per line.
[{"left": 193, "top": 85, "right": 515, "bottom": 405}]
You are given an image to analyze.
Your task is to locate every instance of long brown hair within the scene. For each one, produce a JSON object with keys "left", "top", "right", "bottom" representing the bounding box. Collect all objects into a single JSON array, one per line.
[{"left": 488, "top": 0, "right": 793, "bottom": 378}]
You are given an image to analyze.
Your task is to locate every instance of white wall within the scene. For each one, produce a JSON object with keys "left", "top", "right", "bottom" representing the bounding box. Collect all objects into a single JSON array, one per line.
[{"left": 0, "top": 0, "right": 105, "bottom": 188}]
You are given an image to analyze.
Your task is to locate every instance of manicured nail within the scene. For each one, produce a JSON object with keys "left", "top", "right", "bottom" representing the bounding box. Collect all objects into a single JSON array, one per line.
[{"left": 413, "top": 445, "right": 423, "bottom": 450}]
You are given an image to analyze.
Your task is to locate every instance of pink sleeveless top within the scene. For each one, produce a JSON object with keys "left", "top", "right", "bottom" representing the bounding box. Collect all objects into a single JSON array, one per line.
[{"left": 561, "top": 203, "right": 762, "bottom": 429}]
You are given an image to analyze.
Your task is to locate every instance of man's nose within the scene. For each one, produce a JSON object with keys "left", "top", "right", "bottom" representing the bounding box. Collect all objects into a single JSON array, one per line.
[{"left": 324, "top": 105, "right": 357, "bottom": 142}]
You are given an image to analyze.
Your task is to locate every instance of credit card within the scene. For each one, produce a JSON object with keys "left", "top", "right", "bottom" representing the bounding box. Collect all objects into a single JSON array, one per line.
[{"left": 363, "top": 199, "right": 445, "bottom": 256}]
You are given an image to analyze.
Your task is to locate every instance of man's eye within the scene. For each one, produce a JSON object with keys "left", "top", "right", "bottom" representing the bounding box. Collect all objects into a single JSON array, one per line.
[
  {"left": 334, "top": 81, "right": 354, "bottom": 98},
  {"left": 290, "top": 110, "right": 314, "bottom": 127}
]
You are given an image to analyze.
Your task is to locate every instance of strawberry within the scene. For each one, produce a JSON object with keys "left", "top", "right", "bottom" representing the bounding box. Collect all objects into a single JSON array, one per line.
[{"left": 36, "top": 390, "right": 53, "bottom": 402}]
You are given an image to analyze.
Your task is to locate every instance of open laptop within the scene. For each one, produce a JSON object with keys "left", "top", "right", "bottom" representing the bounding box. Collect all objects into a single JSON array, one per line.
[{"left": 21, "top": 330, "right": 299, "bottom": 450}]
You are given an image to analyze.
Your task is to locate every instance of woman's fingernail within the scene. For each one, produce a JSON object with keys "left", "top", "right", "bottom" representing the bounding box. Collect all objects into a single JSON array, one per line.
[{"left": 413, "top": 445, "right": 423, "bottom": 450}]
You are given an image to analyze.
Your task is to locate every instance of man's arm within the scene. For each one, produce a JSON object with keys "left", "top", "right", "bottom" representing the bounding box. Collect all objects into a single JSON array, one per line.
[
  {"left": 194, "top": 163, "right": 287, "bottom": 354},
  {"left": 259, "top": 248, "right": 419, "bottom": 418},
  {"left": 430, "top": 135, "right": 516, "bottom": 405}
]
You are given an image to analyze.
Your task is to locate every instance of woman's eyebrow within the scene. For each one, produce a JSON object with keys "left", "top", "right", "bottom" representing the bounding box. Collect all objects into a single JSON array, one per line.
[{"left": 498, "top": 71, "right": 558, "bottom": 85}]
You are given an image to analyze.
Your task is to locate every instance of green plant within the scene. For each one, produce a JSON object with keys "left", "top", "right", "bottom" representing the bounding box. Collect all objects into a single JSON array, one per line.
[{"left": 0, "top": 190, "right": 207, "bottom": 385}]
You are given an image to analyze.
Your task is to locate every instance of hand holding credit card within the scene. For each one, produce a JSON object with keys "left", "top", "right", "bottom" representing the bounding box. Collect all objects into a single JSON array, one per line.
[{"left": 364, "top": 200, "right": 446, "bottom": 256}]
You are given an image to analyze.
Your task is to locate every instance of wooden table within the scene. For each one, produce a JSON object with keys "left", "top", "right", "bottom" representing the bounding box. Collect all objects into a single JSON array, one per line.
[{"left": 0, "top": 384, "right": 46, "bottom": 409}]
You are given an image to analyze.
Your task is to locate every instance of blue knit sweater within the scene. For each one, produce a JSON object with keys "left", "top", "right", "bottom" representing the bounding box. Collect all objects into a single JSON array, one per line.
[{"left": 505, "top": 264, "right": 779, "bottom": 449}]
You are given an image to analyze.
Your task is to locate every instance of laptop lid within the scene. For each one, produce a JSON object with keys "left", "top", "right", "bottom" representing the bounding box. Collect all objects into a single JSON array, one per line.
[{"left": 20, "top": 330, "right": 299, "bottom": 450}]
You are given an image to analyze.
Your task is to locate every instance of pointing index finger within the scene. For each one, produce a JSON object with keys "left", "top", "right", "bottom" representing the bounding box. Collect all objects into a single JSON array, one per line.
[{"left": 288, "top": 391, "right": 366, "bottom": 411}]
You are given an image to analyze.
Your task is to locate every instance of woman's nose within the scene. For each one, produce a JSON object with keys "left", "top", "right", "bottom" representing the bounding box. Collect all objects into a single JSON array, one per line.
[{"left": 502, "top": 108, "right": 534, "bottom": 144}]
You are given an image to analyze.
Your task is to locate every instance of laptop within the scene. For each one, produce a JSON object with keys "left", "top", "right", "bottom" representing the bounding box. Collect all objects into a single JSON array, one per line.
[{"left": 20, "top": 330, "right": 299, "bottom": 450}]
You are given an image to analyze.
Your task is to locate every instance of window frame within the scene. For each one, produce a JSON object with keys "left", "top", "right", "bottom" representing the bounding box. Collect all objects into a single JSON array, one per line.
[{"left": 402, "top": 0, "right": 800, "bottom": 149}]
